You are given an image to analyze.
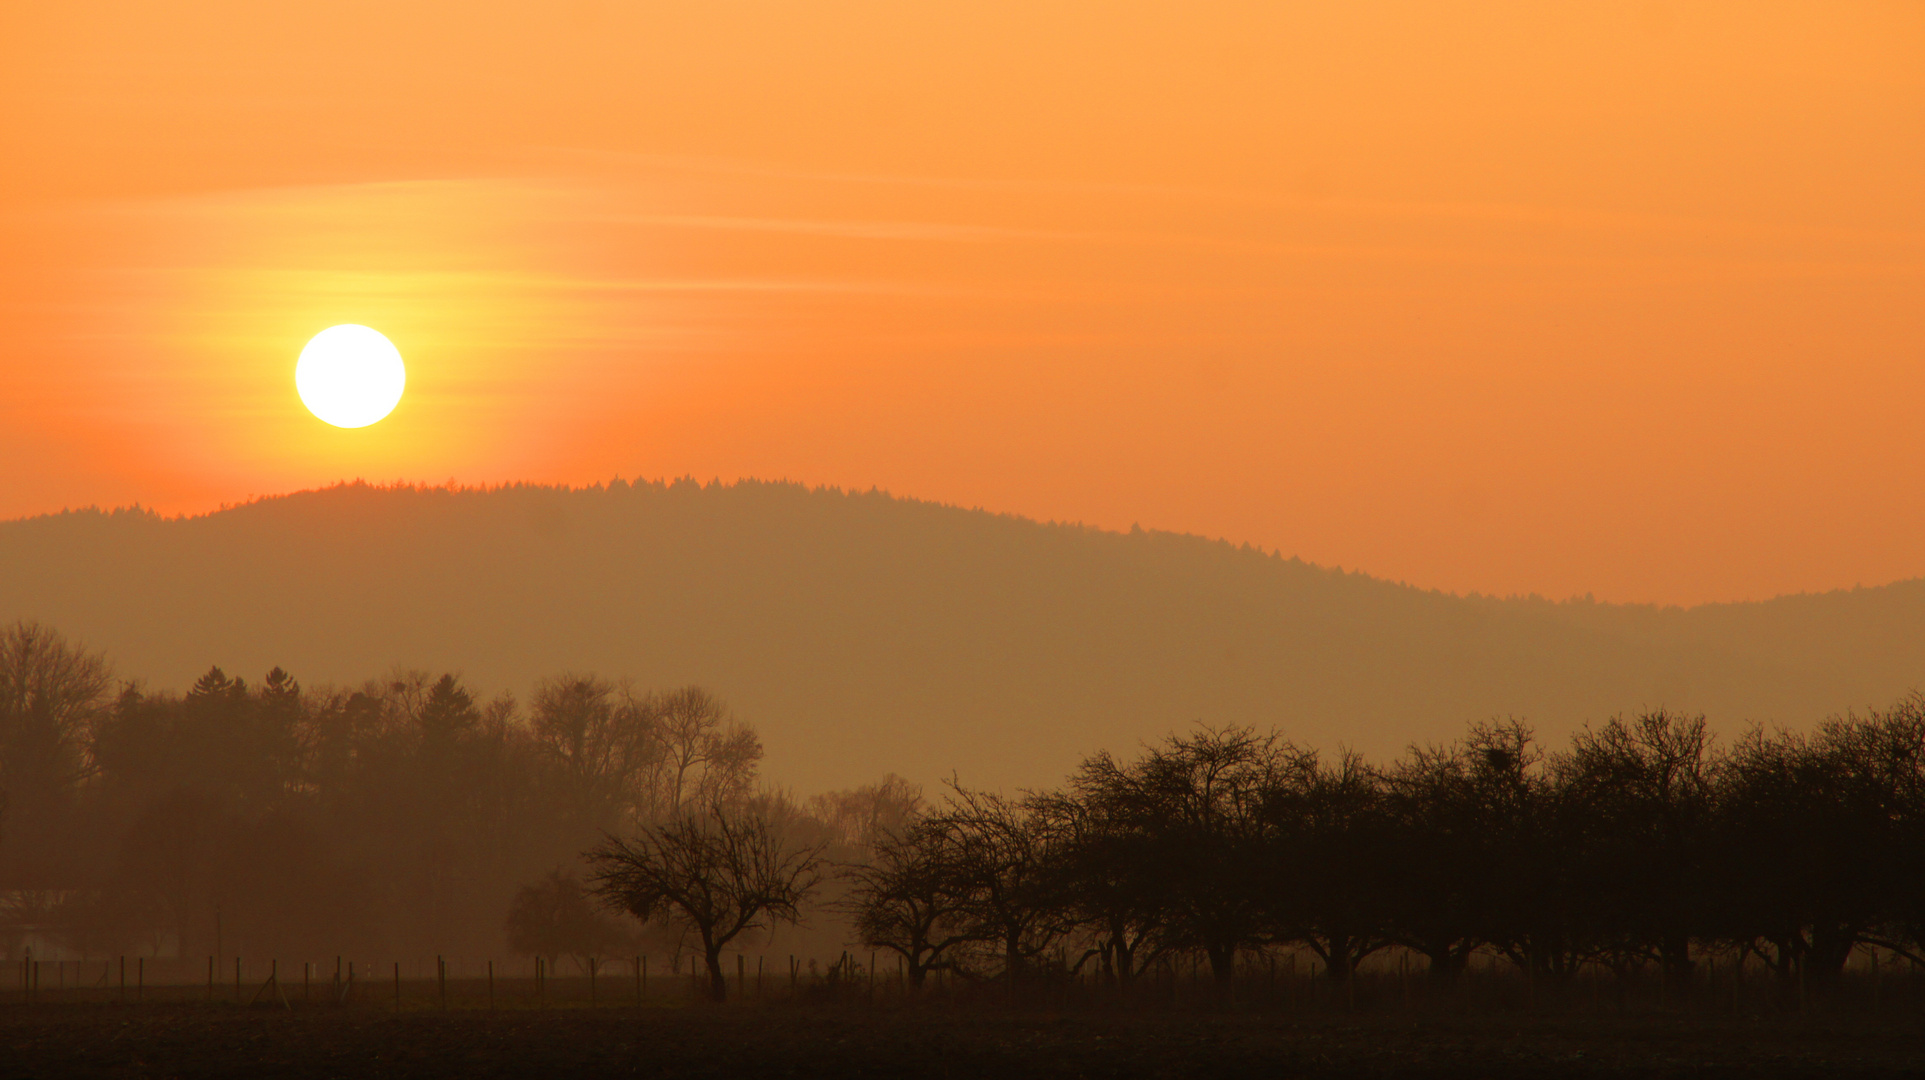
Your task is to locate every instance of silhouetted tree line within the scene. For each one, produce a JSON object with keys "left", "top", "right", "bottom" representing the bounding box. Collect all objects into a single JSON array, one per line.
[
  {"left": 13, "top": 615, "right": 1925, "bottom": 1004},
  {"left": 843, "top": 710, "right": 1925, "bottom": 995},
  {"left": 0, "top": 621, "right": 789, "bottom": 961}
]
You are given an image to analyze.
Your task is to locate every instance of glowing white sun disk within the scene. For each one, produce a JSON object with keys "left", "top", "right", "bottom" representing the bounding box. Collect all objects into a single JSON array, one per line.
[{"left": 296, "top": 325, "right": 406, "bottom": 428}]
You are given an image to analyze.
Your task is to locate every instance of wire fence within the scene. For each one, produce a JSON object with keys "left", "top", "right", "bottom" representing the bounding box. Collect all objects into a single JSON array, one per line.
[{"left": 9, "top": 947, "right": 1922, "bottom": 1016}]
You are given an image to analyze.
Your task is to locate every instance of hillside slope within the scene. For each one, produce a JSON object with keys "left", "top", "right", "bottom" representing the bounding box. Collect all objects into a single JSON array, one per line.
[{"left": 2, "top": 480, "right": 1918, "bottom": 792}]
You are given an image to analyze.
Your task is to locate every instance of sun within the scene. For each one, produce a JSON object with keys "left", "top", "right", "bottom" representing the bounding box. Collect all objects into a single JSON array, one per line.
[{"left": 295, "top": 325, "right": 407, "bottom": 428}]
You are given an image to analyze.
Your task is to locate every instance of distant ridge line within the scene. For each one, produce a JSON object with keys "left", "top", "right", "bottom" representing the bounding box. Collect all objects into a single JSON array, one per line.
[{"left": 3, "top": 478, "right": 1922, "bottom": 792}]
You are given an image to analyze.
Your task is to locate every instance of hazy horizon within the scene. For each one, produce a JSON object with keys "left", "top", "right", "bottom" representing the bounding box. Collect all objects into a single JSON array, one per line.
[{"left": 8, "top": 478, "right": 1924, "bottom": 798}]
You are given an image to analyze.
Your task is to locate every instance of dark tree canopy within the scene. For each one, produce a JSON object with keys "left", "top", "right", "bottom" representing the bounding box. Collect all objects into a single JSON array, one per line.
[{"left": 840, "top": 703, "right": 1925, "bottom": 996}]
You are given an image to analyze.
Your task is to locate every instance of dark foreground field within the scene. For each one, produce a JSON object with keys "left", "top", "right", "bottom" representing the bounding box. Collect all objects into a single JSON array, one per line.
[{"left": 6, "top": 1004, "right": 1925, "bottom": 1079}]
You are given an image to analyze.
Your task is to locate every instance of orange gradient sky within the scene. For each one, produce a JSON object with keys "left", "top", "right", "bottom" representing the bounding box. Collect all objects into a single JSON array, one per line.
[{"left": 1, "top": 0, "right": 1921, "bottom": 605}]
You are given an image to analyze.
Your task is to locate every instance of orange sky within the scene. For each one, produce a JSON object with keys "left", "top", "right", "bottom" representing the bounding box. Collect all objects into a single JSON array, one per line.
[{"left": 1, "top": 0, "right": 1921, "bottom": 605}]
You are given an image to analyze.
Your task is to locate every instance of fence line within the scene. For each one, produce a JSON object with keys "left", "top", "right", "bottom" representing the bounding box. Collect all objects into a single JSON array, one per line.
[{"left": 8, "top": 946, "right": 1917, "bottom": 1015}]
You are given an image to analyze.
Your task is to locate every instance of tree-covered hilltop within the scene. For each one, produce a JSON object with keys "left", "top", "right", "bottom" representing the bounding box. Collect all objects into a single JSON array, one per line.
[{"left": 4, "top": 479, "right": 1923, "bottom": 795}]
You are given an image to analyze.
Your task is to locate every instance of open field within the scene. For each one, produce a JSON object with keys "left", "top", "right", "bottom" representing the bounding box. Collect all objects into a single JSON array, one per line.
[{"left": 7, "top": 997, "right": 1925, "bottom": 1078}]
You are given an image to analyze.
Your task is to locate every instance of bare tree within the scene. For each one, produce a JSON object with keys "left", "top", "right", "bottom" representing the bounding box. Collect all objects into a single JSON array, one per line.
[
  {"left": 1075, "top": 726, "right": 1303, "bottom": 985},
  {"left": 0, "top": 621, "right": 111, "bottom": 882},
  {"left": 644, "top": 687, "right": 762, "bottom": 817},
  {"left": 810, "top": 774, "right": 923, "bottom": 847},
  {"left": 1380, "top": 720, "right": 1545, "bottom": 982},
  {"left": 531, "top": 674, "right": 661, "bottom": 827},
  {"left": 920, "top": 783, "right": 1068, "bottom": 982},
  {"left": 0, "top": 621, "right": 111, "bottom": 802},
  {"left": 1715, "top": 701, "right": 1925, "bottom": 989},
  {"left": 1555, "top": 709, "right": 1720, "bottom": 987},
  {"left": 1265, "top": 749, "right": 1397, "bottom": 984},
  {"left": 1033, "top": 786, "right": 1174, "bottom": 984},
  {"left": 841, "top": 819, "right": 976, "bottom": 988},
  {"left": 587, "top": 806, "right": 822, "bottom": 1001}
]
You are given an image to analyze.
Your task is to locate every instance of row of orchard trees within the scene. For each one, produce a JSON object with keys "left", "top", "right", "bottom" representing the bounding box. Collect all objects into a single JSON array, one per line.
[
  {"left": 842, "top": 709, "right": 1925, "bottom": 993},
  {"left": 0, "top": 621, "right": 769, "bottom": 960}
]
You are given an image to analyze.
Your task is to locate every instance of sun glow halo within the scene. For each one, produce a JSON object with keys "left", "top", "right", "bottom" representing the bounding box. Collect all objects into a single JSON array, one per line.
[{"left": 295, "top": 325, "right": 407, "bottom": 428}]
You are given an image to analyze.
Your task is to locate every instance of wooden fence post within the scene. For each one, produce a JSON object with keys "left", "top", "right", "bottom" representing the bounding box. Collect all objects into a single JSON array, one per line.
[
  {"left": 137, "top": 957, "right": 144, "bottom": 1004},
  {"left": 393, "top": 962, "right": 401, "bottom": 1012},
  {"left": 206, "top": 956, "right": 214, "bottom": 1004},
  {"left": 488, "top": 960, "right": 495, "bottom": 1011},
  {"left": 590, "top": 956, "right": 598, "bottom": 1007},
  {"left": 635, "top": 956, "right": 643, "bottom": 1006},
  {"left": 438, "top": 956, "right": 447, "bottom": 1010}
]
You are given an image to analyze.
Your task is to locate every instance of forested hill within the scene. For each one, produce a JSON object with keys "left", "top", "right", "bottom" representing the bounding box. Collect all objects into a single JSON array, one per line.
[{"left": 1, "top": 479, "right": 1919, "bottom": 792}]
